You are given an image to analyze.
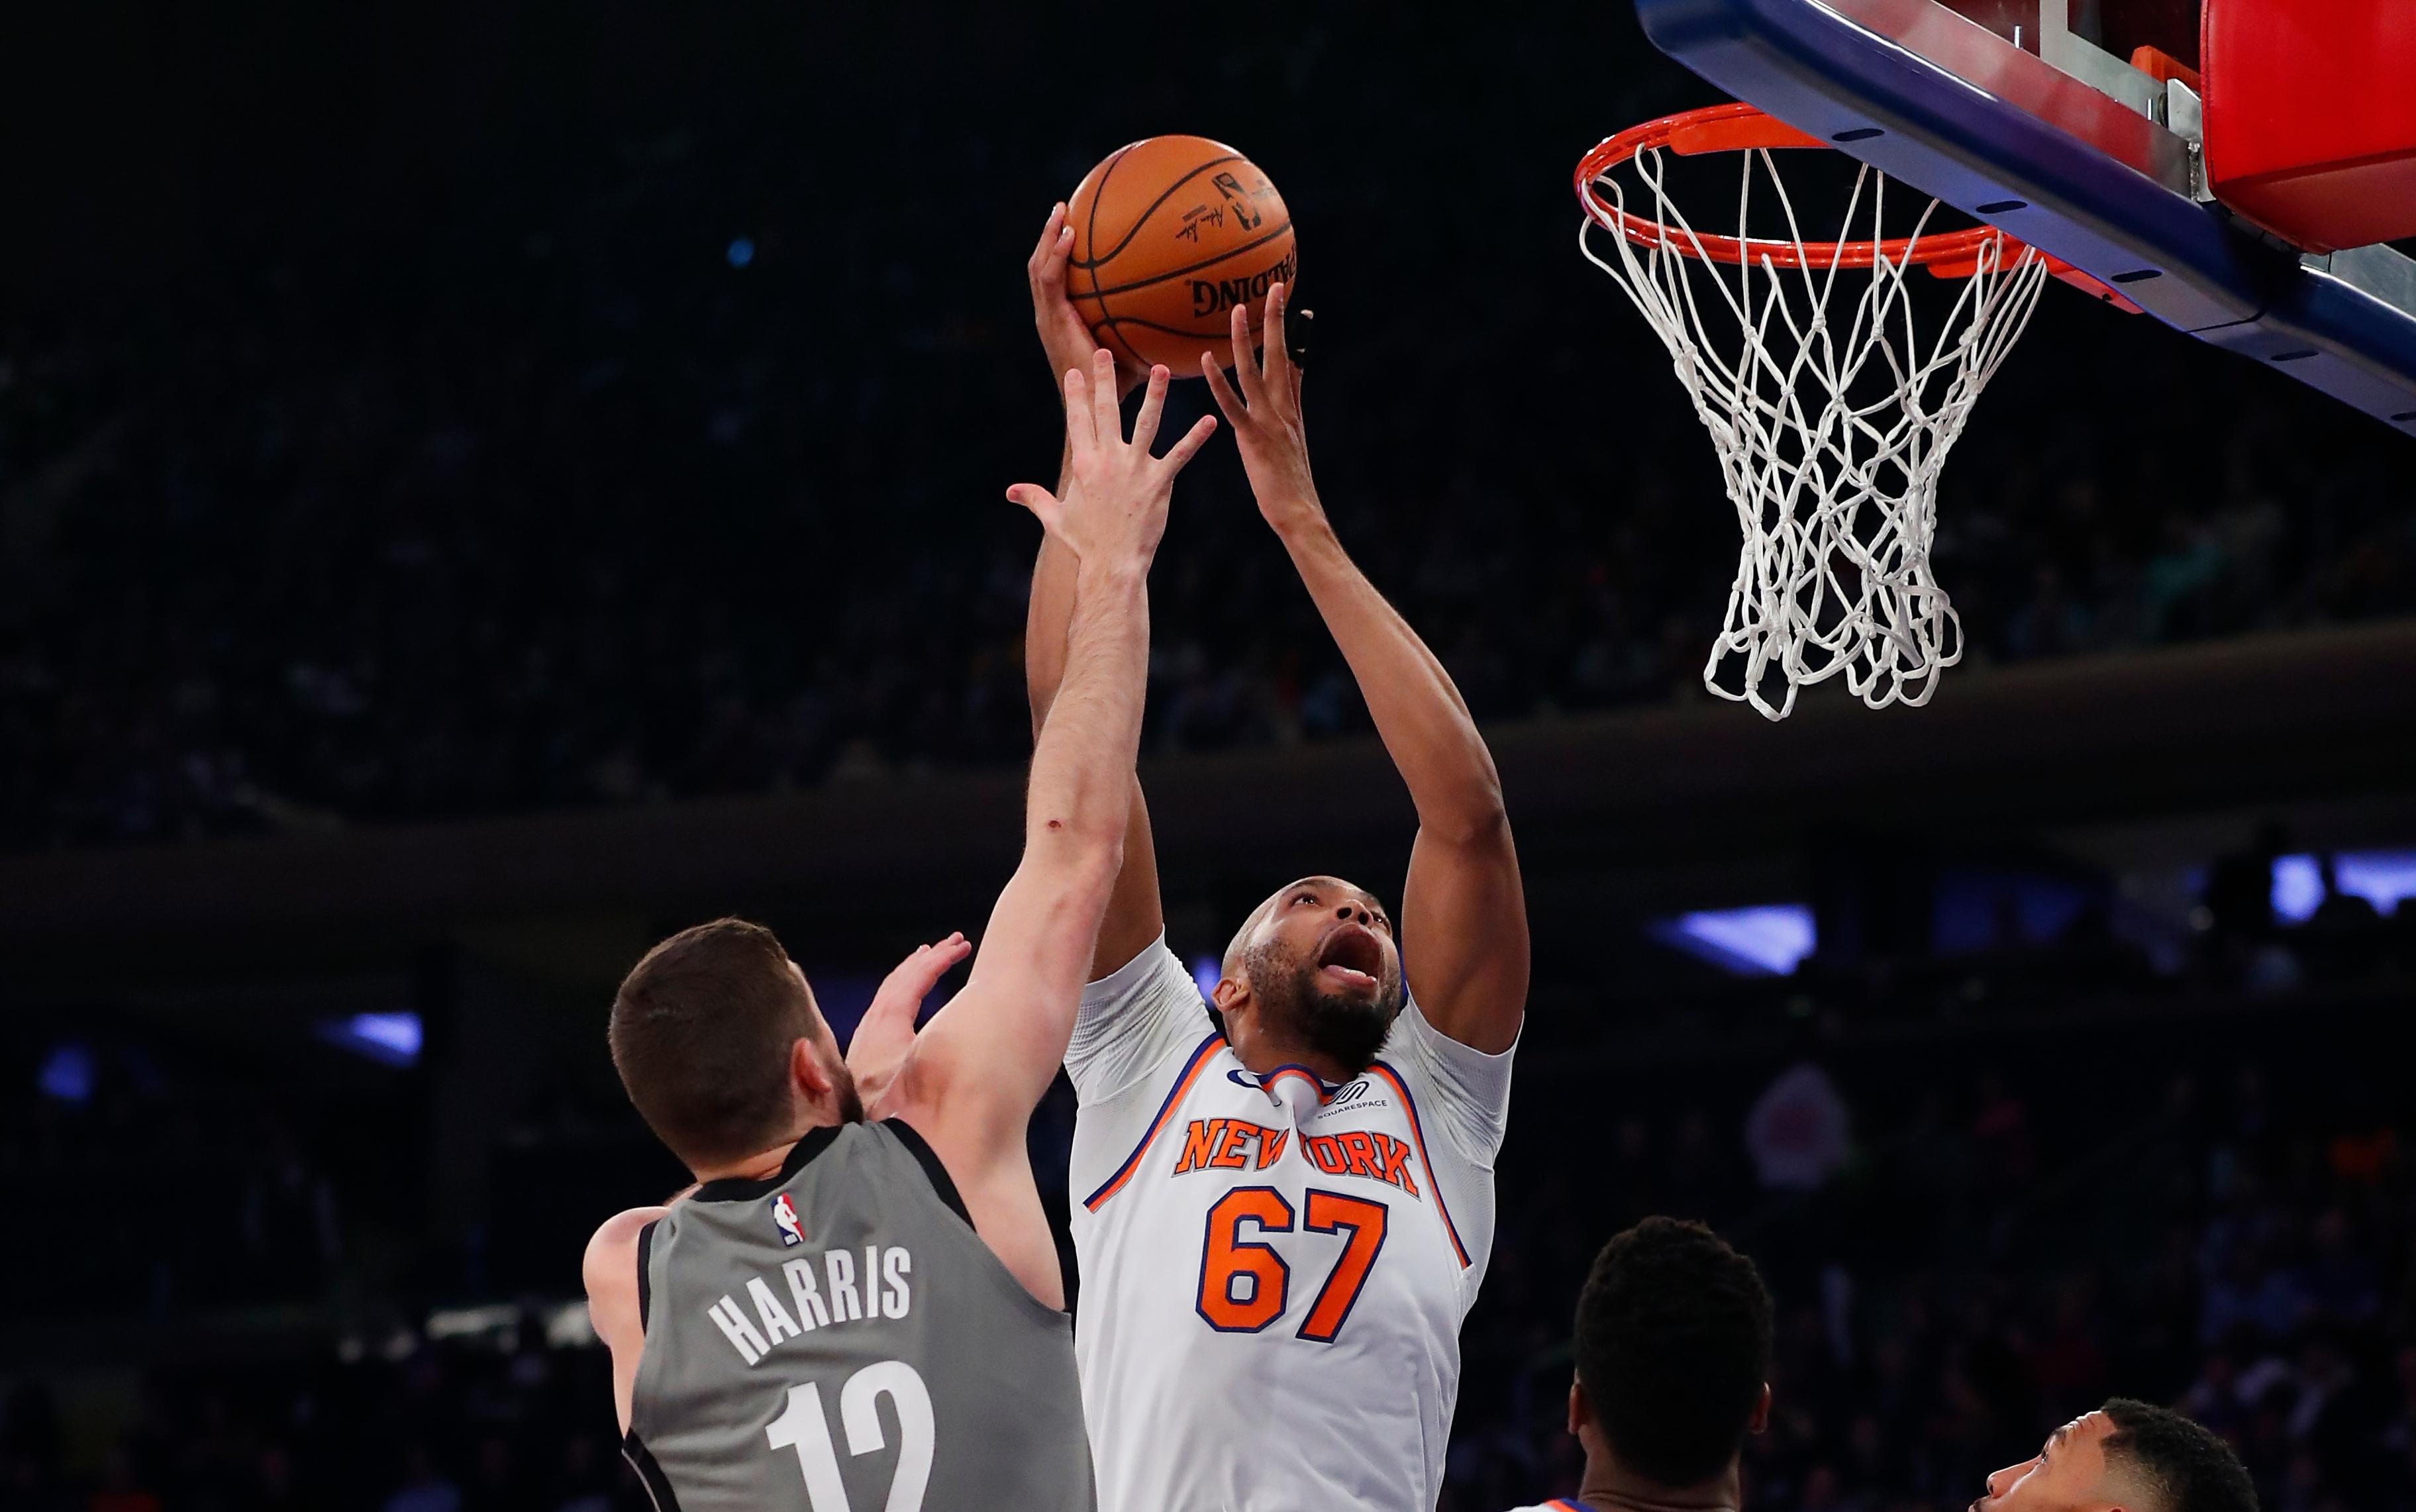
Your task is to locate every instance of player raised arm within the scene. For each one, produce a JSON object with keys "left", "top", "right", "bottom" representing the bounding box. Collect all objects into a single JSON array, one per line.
[
  {"left": 1201, "top": 285, "right": 1529, "bottom": 1053},
  {"left": 886, "top": 354, "right": 1213, "bottom": 1269},
  {"left": 1025, "top": 202, "right": 1166, "bottom": 980}
]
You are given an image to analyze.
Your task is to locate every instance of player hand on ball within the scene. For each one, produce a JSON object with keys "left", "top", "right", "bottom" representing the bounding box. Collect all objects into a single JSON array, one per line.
[
  {"left": 1201, "top": 283, "right": 1323, "bottom": 540},
  {"left": 845, "top": 931, "right": 972, "bottom": 1119},
  {"left": 1029, "top": 202, "right": 1146, "bottom": 400},
  {"left": 1008, "top": 351, "right": 1215, "bottom": 570}
]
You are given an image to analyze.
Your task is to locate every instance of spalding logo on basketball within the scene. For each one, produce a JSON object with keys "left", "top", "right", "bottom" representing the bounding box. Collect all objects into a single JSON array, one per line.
[{"left": 1066, "top": 135, "right": 1297, "bottom": 372}]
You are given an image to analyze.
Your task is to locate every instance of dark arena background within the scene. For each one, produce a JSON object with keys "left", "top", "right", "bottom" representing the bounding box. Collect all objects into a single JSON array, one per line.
[{"left": 5, "top": 2, "right": 2416, "bottom": 1509}]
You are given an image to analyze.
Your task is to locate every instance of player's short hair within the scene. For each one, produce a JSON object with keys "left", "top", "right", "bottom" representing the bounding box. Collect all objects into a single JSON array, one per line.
[
  {"left": 2100, "top": 1398, "right": 2256, "bottom": 1512},
  {"left": 1574, "top": 1217, "right": 1773, "bottom": 1487},
  {"left": 1221, "top": 887, "right": 1286, "bottom": 979},
  {"left": 609, "top": 918, "right": 817, "bottom": 1167}
]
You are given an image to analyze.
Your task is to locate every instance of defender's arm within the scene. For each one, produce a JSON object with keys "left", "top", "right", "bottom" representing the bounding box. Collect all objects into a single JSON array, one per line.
[
  {"left": 1027, "top": 533, "right": 1165, "bottom": 980},
  {"left": 923, "top": 546, "right": 1151, "bottom": 1128},
  {"left": 895, "top": 358, "right": 1211, "bottom": 1299},
  {"left": 1025, "top": 205, "right": 1165, "bottom": 981}
]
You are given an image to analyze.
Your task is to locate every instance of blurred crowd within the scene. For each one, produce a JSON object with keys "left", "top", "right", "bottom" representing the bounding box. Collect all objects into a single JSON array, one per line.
[
  {"left": 0, "top": 1063, "right": 343, "bottom": 1318},
  {"left": 5, "top": 3, "right": 2413, "bottom": 853},
  {"left": 1, "top": 1341, "right": 627, "bottom": 1512},
  {"left": 1446, "top": 1050, "right": 2415, "bottom": 1512}
]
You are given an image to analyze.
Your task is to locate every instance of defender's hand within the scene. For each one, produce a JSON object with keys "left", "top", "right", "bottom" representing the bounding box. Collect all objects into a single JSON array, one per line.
[
  {"left": 1030, "top": 202, "right": 1146, "bottom": 401},
  {"left": 846, "top": 932, "right": 970, "bottom": 1117},
  {"left": 1007, "top": 352, "right": 1215, "bottom": 569},
  {"left": 1201, "top": 282, "right": 1325, "bottom": 540}
]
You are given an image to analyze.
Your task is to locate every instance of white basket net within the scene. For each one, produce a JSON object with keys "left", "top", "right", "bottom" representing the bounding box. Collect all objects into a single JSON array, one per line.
[{"left": 1579, "top": 125, "right": 2050, "bottom": 719}]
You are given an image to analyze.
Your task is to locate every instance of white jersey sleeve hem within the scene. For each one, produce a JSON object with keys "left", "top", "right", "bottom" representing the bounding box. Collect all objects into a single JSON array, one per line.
[
  {"left": 1064, "top": 933, "right": 1213, "bottom": 1107},
  {"left": 1383, "top": 995, "right": 1517, "bottom": 1170}
]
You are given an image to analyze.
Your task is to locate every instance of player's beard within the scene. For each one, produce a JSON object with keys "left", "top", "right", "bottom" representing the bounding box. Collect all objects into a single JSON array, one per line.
[
  {"left": 1243, "top": 933, "right": 1403, "bottom": 1075},
  {"left": 829, "top": 1062, "right": 866, "bottom": 1125}
]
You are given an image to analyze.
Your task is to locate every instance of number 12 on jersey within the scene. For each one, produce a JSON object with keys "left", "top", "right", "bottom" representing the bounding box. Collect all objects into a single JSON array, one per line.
[
  {"left": 1195, "top": 1186, "right": 1387, "bottom": 1341},
  {"left": 766, "top": 1360, "right": 932, "bottom": 1512}
]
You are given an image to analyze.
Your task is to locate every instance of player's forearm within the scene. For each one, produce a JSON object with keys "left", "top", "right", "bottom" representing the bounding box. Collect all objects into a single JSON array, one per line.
[
  {"left": 921, "top": 565, "right": 1149, "bottom": 1147},
  {"left": 1029, "top": 532, "right": 1167, "bottom": 976},
  {"left": 1278, "top": 515, "right": 1508, "bottom": 842},
  {"left": 1026, "top": 529, "right": 1079, "bottom": 734},
  {"left": 1026, "top": 559, "right": 1150, "bottom": 859}
]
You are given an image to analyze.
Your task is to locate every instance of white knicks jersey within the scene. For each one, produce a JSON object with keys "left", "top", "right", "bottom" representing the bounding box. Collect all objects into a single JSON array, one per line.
[{"left": 1065, "top": 937, "right": 1515, "bottom": 1512}]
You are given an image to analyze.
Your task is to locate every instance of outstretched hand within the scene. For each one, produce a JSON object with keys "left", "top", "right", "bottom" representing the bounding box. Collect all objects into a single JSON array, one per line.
[
  {"left": 1007, "top": 352, "right": 1216, "bottom": 568},
  {"left": 846, "top": 932, "right": 971, "bottom": 1118},
  {"left": 1201, "top": 282, "right": 1324, "bottom": 539},
  {"left": 1029, "top": 202, "right": 1146, "bottom": 401}
]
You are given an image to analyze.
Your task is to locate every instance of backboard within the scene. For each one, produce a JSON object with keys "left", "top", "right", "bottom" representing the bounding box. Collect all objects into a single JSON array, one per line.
[{"left": 1630, "top": 0, "right": 2416, "bottom": 430}]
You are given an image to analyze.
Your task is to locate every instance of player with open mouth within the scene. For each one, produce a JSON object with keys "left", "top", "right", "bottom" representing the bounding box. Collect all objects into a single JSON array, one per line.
[{"left": 1017, "top": 199, "right": 1533, "bottom": 1512}]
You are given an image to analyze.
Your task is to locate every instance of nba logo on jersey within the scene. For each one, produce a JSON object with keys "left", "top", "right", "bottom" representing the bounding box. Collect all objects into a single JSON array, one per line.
[{"left": 771, "top": 1192, "right": 805, "bottom": 1246}]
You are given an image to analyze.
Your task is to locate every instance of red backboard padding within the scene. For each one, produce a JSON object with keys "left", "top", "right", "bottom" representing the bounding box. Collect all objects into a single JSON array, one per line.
[{"left": 2202, "top": 0, "right": 2416, "bottom": 252}]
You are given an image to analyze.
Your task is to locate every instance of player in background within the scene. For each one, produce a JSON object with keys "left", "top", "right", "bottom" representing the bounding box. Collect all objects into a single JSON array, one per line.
[
  {"left": 1024, "top": 204, "right": 1530, "bottom": 1511},
  {"left": 581, "top": 355, "right": 1213, "bottom": 1511},
  {"left": 1505, "top": 1216, "right": 1772, "bottom": 1512},
  {"left": 1968, "top": 1400, "right": 2256, "bottom": 1512}
]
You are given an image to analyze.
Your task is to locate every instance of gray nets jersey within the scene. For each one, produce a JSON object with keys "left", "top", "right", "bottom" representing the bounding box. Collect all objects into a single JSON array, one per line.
[{"left": 625, "top": 1120, "right": 1095, "bottom": 1512}]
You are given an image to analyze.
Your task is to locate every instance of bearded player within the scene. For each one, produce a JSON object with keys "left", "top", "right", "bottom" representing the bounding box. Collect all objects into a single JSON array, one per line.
[
  {"left": 1025, "top": 204, "right": 1529, "bottom": 1510},
  {"left": 581, "top": 355, "right": 1213, "bottom": 1511}
]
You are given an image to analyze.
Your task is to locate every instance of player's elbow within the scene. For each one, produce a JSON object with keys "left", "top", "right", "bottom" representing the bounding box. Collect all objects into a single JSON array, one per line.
[
  {"left": 1062, "top": 831, "right": 1127, "bottom": 905},
  {"left": 1027, "top": 815, "right": 1126, "bottom": 896},
  {"left": 1421, "top": 777, "right": 1511, "bottom": 846}
]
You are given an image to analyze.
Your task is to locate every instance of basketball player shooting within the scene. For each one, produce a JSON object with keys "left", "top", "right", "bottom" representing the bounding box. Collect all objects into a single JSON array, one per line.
[
  {"left": 580, "top": 353, "right": 1213, "bottom": 1512},
  {"left": 1026, "top": 206, "right": 1531, "bottom": 1511}
]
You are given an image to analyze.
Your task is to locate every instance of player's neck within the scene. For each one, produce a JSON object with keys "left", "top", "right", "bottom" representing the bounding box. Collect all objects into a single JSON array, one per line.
[
  {"left": 687, "top": 1108, "right": 851, "bottom": 1185},
  {"left": 1576, "top": 1454, "right": 1742, "bottom": 1512}
]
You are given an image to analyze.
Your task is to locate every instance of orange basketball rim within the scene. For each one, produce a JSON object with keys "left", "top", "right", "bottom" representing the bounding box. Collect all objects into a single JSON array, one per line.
[{"left": 1576, "top": 102, "right": 2139, "bottom": 307}]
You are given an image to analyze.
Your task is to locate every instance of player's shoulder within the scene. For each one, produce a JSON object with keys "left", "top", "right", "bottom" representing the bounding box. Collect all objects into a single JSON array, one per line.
[
  {"left": 1071, "top": 934, "right": 1215, "bottom": 1060},
  {"left": 1370, "top": 993, "right": 1516, "bottom": 1168},
  {"left": 1084, "top": 932, "right": 1193, "bottom": 999},
  {"left": 1382, "top": 991, "right": 1518, "bottom": 1067},
  {"left": 582, "top": 1205, "right": 668, "bottom": 1295}
]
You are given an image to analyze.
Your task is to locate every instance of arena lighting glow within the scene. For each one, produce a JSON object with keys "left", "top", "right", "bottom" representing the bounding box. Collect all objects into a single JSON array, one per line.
[
  {"left": 2272, "top": 852, "right": 2416, "bottom": 921},
  {"left": 37, "top": 1042, "right": 95, "bottom": 1103},
  {"left": 725, "top": 236, "right": 755, "bottom": 268},
  {"left": 317, "top": 1011, "right": 424, "bottom": 1068},
  {"left": 1191, "top": 956, "right": 1222, "bottom": 1000},
  {"left": 1648, "top": 905, "right": 1817, "bottom": 976}
]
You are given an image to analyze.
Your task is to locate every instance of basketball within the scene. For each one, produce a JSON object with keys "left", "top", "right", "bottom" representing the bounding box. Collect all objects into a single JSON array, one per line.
[{"left": 1066, "top": 134, "right": 1297, "bottom": 372}]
